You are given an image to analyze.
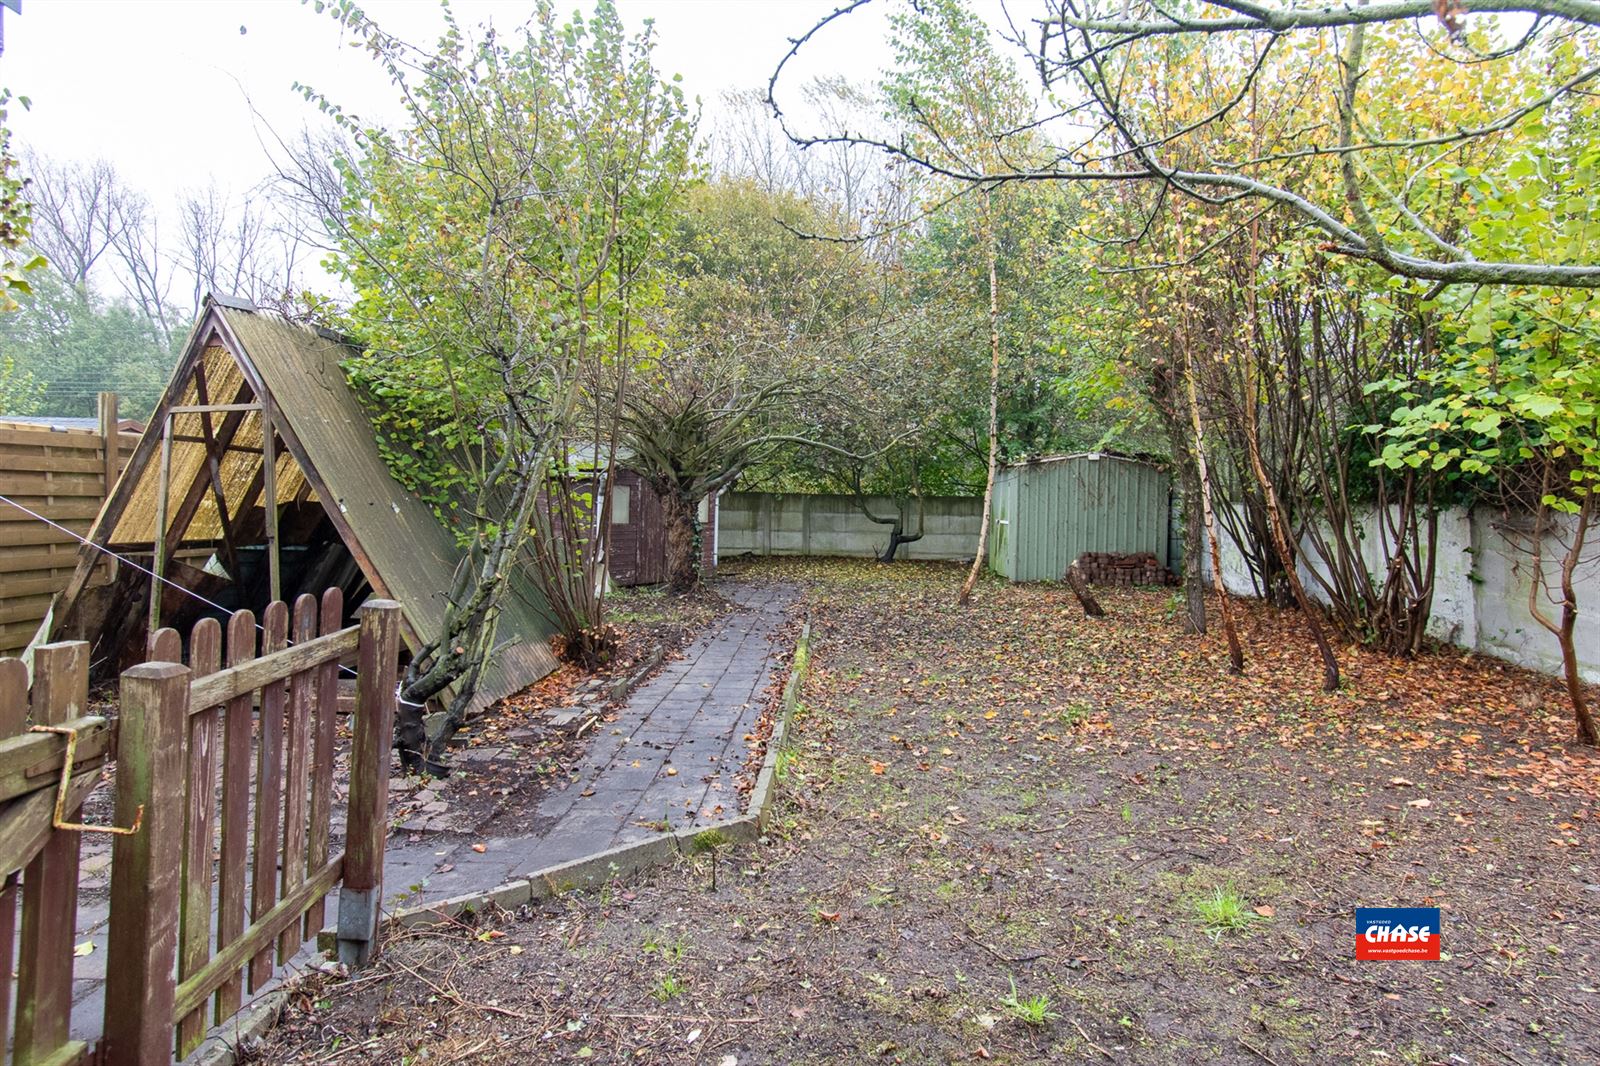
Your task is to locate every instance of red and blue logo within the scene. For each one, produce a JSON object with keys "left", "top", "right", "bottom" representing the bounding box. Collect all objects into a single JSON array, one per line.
[{"left": 1356, "top": 907, "right": 1440, "bottom": 960}]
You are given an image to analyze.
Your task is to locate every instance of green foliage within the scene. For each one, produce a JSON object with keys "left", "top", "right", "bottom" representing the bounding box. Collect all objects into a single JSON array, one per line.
[
  {"left": 306, "top": 0, "right": 693, "bottom": 531},
  {"left": 0, "top": 269, "right": 179, "bottom": 417},
  {"left": 1193, "top": 884, "right": 1267, "bottom": 939},
  {"left": 1374, "top": 294, "right": 1600, "bottom": 514},
  {"left": 0, "top": 89, "right": 45, "bottom": 315},
  {"left": 998, "top": 977, "right": 1059, "bottom": 1026},
  {"left": 0, "top": 353, "right": 41, "bottom": 414}
]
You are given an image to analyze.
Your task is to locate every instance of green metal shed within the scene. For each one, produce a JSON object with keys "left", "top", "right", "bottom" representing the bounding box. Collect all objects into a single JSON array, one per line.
[{"left": 988, "top": 453, "right": 1171, "bottom": 581}]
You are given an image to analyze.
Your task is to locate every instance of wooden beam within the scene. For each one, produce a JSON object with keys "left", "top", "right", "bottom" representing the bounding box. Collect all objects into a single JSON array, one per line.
[
  {"left": 171, "top": 854, "right": 342, "bottom": 1021},
  {"left": 192, "top": 363, "right": 240, "bottom": 576},
  {"left": 186, "top": 626, "right": 359, "bottom": 711},
  {"left": 148, "top": 415, "right": 173, "bottom": 633},
  {"left": 159, "top": 380, "right": 256, "bottom": 566},
  {"left": 261, "top": 411, "right": 280, "bottom": 603},
  {"left": 46, "top": 311, "right": 223, "bottom": 635},
  {"left": 166, "top": 403, "right": 261, "bottom": 415}
]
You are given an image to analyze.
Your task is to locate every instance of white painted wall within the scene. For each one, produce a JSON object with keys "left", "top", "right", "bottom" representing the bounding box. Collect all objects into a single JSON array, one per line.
[{"left": 1207, "top": 504, "right": 1599, "bottom": 683}]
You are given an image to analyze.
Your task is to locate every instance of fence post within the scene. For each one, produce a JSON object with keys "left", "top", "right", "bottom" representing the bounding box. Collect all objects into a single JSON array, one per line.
[
  {"left": 338, "top": 599, "right": 400, "bottom": 968},
  {"left": 103, "top": 661, "right": 189, "bottom": 1066}
]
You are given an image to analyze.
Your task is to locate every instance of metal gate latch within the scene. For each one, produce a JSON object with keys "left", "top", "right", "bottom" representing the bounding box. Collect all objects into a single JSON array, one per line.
[{"left": 28, "top": 724, "right": 143, "bottom": 836}]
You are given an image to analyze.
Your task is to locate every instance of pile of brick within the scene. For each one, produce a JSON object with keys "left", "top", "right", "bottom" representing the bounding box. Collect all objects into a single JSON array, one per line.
[{"left": 1073, "top": 551, "right": 1176, "bottom": 587}]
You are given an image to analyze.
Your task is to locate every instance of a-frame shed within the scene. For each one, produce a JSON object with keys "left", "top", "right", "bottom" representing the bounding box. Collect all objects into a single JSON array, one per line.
[{"left": 40, "top": 295, "right": 558, "bottom": 712}]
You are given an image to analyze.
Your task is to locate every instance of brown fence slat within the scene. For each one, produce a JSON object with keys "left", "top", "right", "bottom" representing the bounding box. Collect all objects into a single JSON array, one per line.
[
  {"left": 249, "top": 601, "right": 288, "bottom": 991},
  {"left": 177, "top": 617, "right": 222, "bottom": 1057},
  {"left": 215, "top": 609, "right": 255, "bottom": 1019},
  {"left": 14, "top": 642, "right": 89, "bottom": 1064},
  {"left": 0, "top": 871, "right": 15, "bottom": 1049},
  {"left": 304, "top": 587, "right": 343, "bottom": 938},
  {"left": 278, "top": 595, "right": 316, "bottom": 962},
  {"left": 103, "top": 661, "right": 189, "bottom": 1066},
  {"left": 173, "top": 855, "right": 343, "bottom": 1022},
  {"left": 148, "top": 626, "right": 181, "bottom": 664},
  {"left": 0, "top": 657, "right": 26, "bottom": 735},
  {"left": 0, "top": 661, "right": 18, "bottom": 1047}
]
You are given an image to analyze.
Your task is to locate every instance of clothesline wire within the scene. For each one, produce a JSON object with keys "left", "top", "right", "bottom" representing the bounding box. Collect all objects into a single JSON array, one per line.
[{"left": 0, "top": 491, "right": 424, "bottom": 706}]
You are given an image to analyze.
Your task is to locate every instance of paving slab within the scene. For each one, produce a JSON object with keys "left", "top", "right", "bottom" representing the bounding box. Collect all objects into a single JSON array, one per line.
[{"left": 393, "top": 579, "right": 794, "bottom": 908}]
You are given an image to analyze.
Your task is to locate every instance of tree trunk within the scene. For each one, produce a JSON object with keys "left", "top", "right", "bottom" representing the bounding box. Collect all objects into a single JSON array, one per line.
[
  {"left": 1244, "top": 408, "right": 1339, "bottom": 691},
  {"left": 1177, "top": 444, "right": 1208, "bottom": 635},
  {"left": 1529, "top": 494, "right": 1597, "bottom": 746},
  {"left": 878, "top": 519, "right": 924, "bottom": 562},
  {"left": 1560, "top": 501, "right": 1597, "bottom": 745},
  {"left": 662, "top": 488, "right": 702, "bottom": 594},
  {"left": 958, "top": 191, "right": 1002, "bottom": 607},
  {"left": 1184, "top": 355, "right": 1245, "bottom": 673},
  {"left": 1064, "top": 562, "right": 1105, "bottom": 618}
]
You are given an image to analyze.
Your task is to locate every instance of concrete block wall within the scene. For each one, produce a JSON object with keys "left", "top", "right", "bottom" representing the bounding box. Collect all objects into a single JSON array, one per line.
[
  {"left": 717, "top": 491, "right": 981, "bottom": 562},
  {"left": 1207, "top": 504, "right": 1599, "bottom": 683}
]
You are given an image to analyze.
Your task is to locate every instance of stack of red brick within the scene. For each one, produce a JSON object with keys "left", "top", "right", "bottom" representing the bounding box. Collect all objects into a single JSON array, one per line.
[{"left": 1072, "top": 551, "right": 1176, "bottom": 587}]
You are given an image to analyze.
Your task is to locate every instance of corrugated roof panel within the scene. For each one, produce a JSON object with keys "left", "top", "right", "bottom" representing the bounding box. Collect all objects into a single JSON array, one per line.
[{"left": 218, "top": 307, "right": 559, "bottom": 709}]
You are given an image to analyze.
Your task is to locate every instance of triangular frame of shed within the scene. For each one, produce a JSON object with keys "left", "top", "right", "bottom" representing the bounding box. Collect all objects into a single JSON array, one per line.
[{"left": 40, "top": 295, "right": 558, "bottom": 712}]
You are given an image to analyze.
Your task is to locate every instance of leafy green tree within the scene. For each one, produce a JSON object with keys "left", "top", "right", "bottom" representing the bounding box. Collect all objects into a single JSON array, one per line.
[
  {"left": 0, "top": 268, "right": 178, "bottom": 417},
  {"left": 1375, "top": 297, "right": 1600, "bottom": 743},
  {"left": 622, "top": 178, "right": 891, "bottom": 589},
  {"left": 881, "top": 0, "right": 1039, "bottom": 604},
  {"left": 295, "top": 0, "right": 692, "bottom": 770}
]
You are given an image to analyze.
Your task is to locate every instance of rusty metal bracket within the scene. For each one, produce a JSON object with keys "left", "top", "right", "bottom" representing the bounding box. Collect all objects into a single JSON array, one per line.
[{"left": 27, "top": 725, "right": 143, "bottom": 836}]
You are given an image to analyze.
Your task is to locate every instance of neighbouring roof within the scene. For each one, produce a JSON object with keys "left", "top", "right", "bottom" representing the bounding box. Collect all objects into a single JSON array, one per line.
[
  {"left": 0, "top": 415, "right": 144, "bottom": 433},
  {"left": 1005, "top": 451, "right": 1165, "bottom": 469}
]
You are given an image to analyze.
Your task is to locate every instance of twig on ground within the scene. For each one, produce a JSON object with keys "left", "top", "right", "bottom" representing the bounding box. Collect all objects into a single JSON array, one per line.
[
  {"left": 1238, "top": 1036, "right": 1286, "bottom": 1066},
  {"left": 388, "top": 957, "right": 529, "bottom": 1020},
  {"left": 1072, "top": 1018, "right": 1114, "bottom": 1060},
  {"left": 959, "top": 929, "right": 1047, "bottom": 964}
]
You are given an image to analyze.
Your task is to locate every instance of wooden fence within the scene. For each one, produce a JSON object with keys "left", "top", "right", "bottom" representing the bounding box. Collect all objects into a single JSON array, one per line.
[
  {"left": 0, "top": 591, "right": 399, "bottom": 1064},
  {"left": 0, "top": 398, "right": 138, "bottom": 658}
]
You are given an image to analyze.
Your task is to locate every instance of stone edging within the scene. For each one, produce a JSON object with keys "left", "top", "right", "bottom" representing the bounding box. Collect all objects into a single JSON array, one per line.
[
  {"left": 319, "top": 618, "right": 811, "bottom": 945},
  {"left": 608, "top": 644, "right": 667, "bottom": 702}
]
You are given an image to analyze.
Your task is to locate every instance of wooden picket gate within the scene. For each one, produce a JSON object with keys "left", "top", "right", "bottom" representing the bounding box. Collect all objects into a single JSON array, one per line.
[
  {"left": 0, "top": 641, "right": 112, "bottom": 1066},
  {"left": 0, "top": 593, "right": 399, "bottom": 1065}
]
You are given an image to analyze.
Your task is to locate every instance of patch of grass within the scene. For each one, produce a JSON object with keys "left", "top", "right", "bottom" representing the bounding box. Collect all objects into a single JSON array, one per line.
[
  {"left": 650, "top": 973, "right": 686, "bottom": 1003},
  {"left": 1057, "top": 702, "right": 1092, "bottom": 728},
  {"left": 999, "top": 977, "right": 1059, "bottom": 1027},
  {"left": 641, "top": 932, "right": 686, "bottom": 963},
  {"left": 1193, "top": 884, "right": 1268, "bottom": 938}
]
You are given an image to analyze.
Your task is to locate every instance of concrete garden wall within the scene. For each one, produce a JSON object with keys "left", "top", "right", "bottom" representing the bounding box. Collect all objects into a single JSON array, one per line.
[
  {"left": 717, "top": 491, "right": 981, "bottom": 562},
  {"left": 1208, "top": 504, "right": 1600, "bottom": 683}
]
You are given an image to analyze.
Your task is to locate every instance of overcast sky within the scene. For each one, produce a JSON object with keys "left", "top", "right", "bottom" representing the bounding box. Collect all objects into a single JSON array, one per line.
[{"left": 1, "top": 0, "right": 908, "bottom": 206}]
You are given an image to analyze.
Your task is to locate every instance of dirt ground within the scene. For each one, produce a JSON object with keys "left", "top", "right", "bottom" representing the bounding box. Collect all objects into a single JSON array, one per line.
[{"left": 256, "top": 559, "right": 1600, "bottom": 1065}]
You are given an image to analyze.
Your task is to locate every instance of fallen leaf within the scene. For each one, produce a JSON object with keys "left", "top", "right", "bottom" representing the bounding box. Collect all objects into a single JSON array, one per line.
[
  {"left": 1406, "top": 799, "right": 1432, "bottom": 808},
  {"left": 869, "top": 760, "right": 887, "bottom": 775},
  {"left": 74, "top": 941, "right": 95, "bottom": 958},
  {"left": 1255, "top": 905, "right": 1276, "bottom": 918},
  {"left": 472, "top": 843, "right": 487, "bottom": 853}
]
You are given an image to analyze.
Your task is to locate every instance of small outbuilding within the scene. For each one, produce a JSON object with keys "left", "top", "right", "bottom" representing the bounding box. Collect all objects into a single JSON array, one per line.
[
  {"left": 987, "top": 452, "right": 1171, "bottom": 582},
  {"left": 37, "top": 295, "right": 559, "bottom": 713},
  {"left": 604, "top": 469, "right": 718, "bottom": 587}
]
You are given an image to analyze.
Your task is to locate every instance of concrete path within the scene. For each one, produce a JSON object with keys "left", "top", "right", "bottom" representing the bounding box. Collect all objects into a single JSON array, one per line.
[
  {"left": 382, "top": 580, "right": 796, "bottom": 909},
  {"left": 52, "top": 579, "right": 794, "bottom": 1049}
]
